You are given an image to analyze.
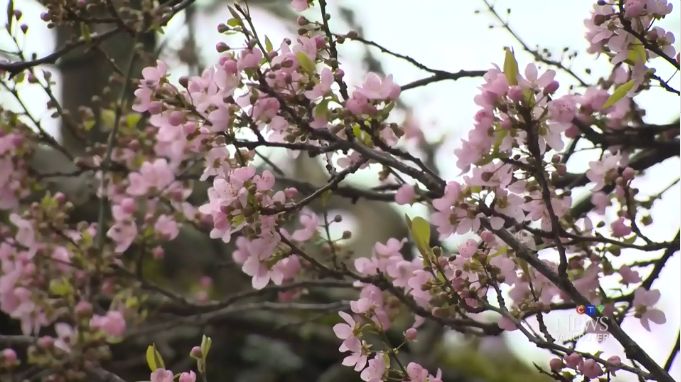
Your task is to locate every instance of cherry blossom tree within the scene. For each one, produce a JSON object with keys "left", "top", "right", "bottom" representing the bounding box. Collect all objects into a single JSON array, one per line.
[{"left": 0, "top": 0, "right": 679, "bottom": 381}]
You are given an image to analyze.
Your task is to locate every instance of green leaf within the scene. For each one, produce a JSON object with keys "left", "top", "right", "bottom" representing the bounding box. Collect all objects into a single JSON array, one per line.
[
  {"left": 80, "top": 23, "right": 91, "bottom": 43},
  {"left": 200, "top": 335, "right": 212, "bottom": 358},
  {"left": 264, "top": 35, "right": 273, "bottom": 53},
  {"left": 49, "top": 278, "right": 73, "bottom": 296},
  {"left": 227, "top": 18, "right": 241, "bottom": 27},
  {"left": 314, "top": 99, "right": 330, "bottom": 120},
  {"left": 145, "top": 344, "right": 165, "bottom": 371},
  {"left": 100, "top": 109, "right": 116, "bottom": 130},
  {"left": 410, "top": 216, "right": 431, "bottom": 257},
  {"left": 295, "top": 51, "right": 315, "bottom": 74},
  {"left": 83, "top": 119, "right": 95, "bottom": 131},
  {"left": 125, "top": 113, "right": 141, "bottom": 129},
  {"left": 602, "top": 80, "right": 635, "bottom": 109},
  {"left": 626, "top": 44, "right": 647, "bottom": 65},
  {"left": 503, "top": 48, "right": 519, "bottom": 86}
]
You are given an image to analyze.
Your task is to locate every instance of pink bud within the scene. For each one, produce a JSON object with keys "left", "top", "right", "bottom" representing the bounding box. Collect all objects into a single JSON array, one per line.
[
  {"left": 622, "top": 167, "right": 635, "bottom": 181},
  {"left": 75, "top": 301, "right": 93, "bottom": 317},
  {"left": 121, "top": 198, "right": 136, "bottom": 214},
  {"left": 216, "top": 42, "right": 229, "bottom": 53},
  {"left": 152, "top": 246, "right": 165, "bottom": 260},
  {"left": 179, "top": 371, "right": 197, "bottom": 382},
  {"left": 1, "top": 348, "right": 17, "bottom": 366},
  {"left": 404, "top": 328, "right": 418, "bottom": 341},
  {"left": 480, "top": 231, "right": 495, "bottom": 243},
  {"left": 37, "top": 336, "right": 54, "bottom": 349},
  {"left": 549, "top": 358, "right": 564, "bottom": 371},
  {"left": 507, "top": 86, "right": 523, "bottom": 102},
  {"left": 168, "top": 111, "right": 186, "bottom": 126},
  {"left": 544, "top": 80, "right": 560, "bottom": 94},
  {"left": 284, "top": 187, "right": 299, "bottom": 199},
  {"left": 579, "top": 359, "right": 603, "bottom": 378},
  {"left": 606, "top": 355, "right": 621, "bottom": 371},
  {"left": 564, "top": 352, "right": 583, "bottom": 369},
  {"left": 190, "top": 346, "right": 202, "bottom": 359},
  {"left": 611, "top": 217, "right": 632, "bottom": 238},
  {"left": 200, "top": 276, "right": 213, "bottom": 288}
]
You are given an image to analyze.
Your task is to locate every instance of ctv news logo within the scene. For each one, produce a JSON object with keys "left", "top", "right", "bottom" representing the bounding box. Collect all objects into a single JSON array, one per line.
[{"left": 554, "top": 304, "right": 609, "bottom": 343}]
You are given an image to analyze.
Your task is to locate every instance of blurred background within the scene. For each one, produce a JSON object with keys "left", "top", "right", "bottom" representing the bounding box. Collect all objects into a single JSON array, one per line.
[{"left": 0, "top": 0, "right": 679, "bottom": 381}]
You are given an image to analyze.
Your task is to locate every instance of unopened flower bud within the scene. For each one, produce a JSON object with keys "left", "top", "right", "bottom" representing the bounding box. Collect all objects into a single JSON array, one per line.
[
  {"left": 37, "top": 336, "right": 54, "bottom": 349},
  {"left": 2, "top": 348, "right": 18, "bottom": 366},
  {"left": 549, "top": 358, "right": 564, "bottom": 371},
  {"left": 404, "top": 328, "right": 418, "bottom": 341},
  {"left": 622, "top": 166, "right": 635, "bottom": 180},
  {"left": 544, "top": 80, "right": 560, "bottom": 94},
  {"left": 190, "top": 346, "right": 203, "bottom": 359},
  {"left": 216, "top": 42, "right": 229, "bottom": 52}
]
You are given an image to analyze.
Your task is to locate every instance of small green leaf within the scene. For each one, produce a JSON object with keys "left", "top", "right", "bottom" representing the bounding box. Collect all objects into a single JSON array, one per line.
[
  {"left": 410, "top": 216, "right": 431, "bottom": 257},
  {"left": 295, "top": 51, "right": 315, "bottom": 74},
  {"left": 314, "top": 99, "right": 330, "bottom": 120},
  {"left": 602, "top": 80, "right": 635, "bottom": 109},
  {"left": 503, "top": 47, "right": 519, "bottom": 86},
  {"left": 125, "top": 113, "right": 141, "bottom": 129},
  {"left": 80, "top": 23, "right": 91, "bottom": 43},
  {"left": 100, "top": 109, "right": 116, "bottom": 130},
  {"left": 49, "top": 278, "right": 73, "bottom": 296},
  {"left": 227, "top": 18, "right": 241, "bottom": 27},
  {"left": 83, "top": 119, "right": 95, "bottom": 131},
  {"left": 626, "top": 44, "right": 647, "bottom": 65},
  {"left": 200, "top": 335, "right": 212, "bottom": 358},
  {"left": 264, "top": 35, "right": 273, "bottom": 53},
  {"left": 145, "top": 344, "right": 165, "bottom": 371}
]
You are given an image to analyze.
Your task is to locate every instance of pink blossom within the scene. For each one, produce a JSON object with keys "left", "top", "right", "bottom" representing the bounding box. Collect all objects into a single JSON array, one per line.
[
  {"left": 334, "top": 311, "right": 368, "bottom": 371},
  {"left": 290, "top": 0, "right": 310, "bottom": 11},
  {"left": 333, "top": 311, "right": 358, "bottom": 342},
  {"left": 233, "top": 234, "right": 296, "bottom": 289},
  {"left": 237, "top": 48, "right": 264, "bottom": 70},
  {"left": 395, "top": 184, "right": 416, "bottom": 205},
  {"left": 154, "top": 214, "right": 179, "bottom": 240},
  {"left": 127, "top": 159, "right": 175, "bottom": 196},
  {"left": 355, "top": 72, "right": 400, "bottom": 100},
  {"left": 632, "top": 288, "right": 666, "bottom": 331},
  {"left": 618, "top": 265, "right": 641, "bottom": 284},
  {"left": 179, "top": 371, "right": 196, "bottom": 382},
  {"left": 150, "top": 369, "right": 174, "bottom": 382},
  {"left": 90, "top": 310, "right": 127, "bottom": 338},
  {"left": 497, "top": 315, "right": 518, "bottom": 331},
  {"left": 610, "top": 217, "right": 632, "bottom": 237},
  {"left": 518, "top": 63, "right": 557, "bottom": 93},
  {"left": 360, "top": 353, "right": 386, "bottom": 382},
  {"left": 291, "top": 209, "right": 319, "bottom": 242},
  {"left": 107, "top": 220, "right": 137, "bottom": 253},
  {"left": 586, "top": 153, "right": 621, "bottom": 190},
  {"left": 548, "top": 95, "right": 577, "bottom": 123},
  {"left": 404, "top": 362, "right": 442, "bottom": 382},
  {"left": 431, "top": 181, "right": 462, "bottom": 237},
  {"left": 140, "top": 60, "right": 167, "bottom": 87},
  {"left": 590, "top": 192, "right": 610, "bottom": 214},
  {"left": 340, "top": 337, "right": 368, "bottom": 371},
  {"left": 305, "top": 68, "right": 334, "bottom": 99}
]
